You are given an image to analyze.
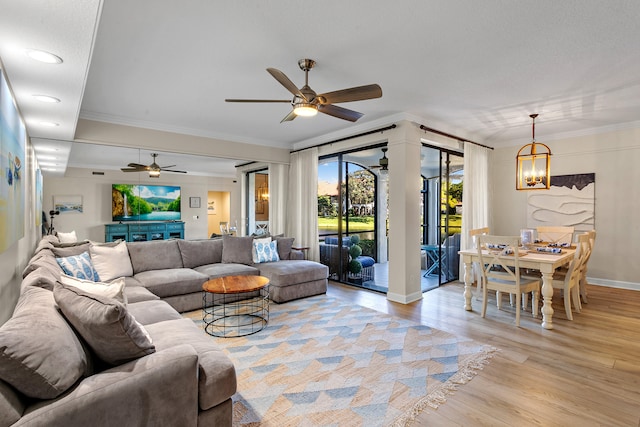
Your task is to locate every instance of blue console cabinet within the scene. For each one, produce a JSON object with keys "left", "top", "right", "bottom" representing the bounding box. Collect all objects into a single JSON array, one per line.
[{"left": 105, "top": 222, "right": 184, "bottom": 242}]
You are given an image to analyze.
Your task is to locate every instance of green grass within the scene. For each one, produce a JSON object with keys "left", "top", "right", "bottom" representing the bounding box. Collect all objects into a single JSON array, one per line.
[{"left": 318, "top": 216, "right": 374, "bottom": 233}]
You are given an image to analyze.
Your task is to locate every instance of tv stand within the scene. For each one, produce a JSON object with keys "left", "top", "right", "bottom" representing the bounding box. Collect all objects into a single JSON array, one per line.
[{"left": 105, "top": 221, "right": 184, "bottom": 242}]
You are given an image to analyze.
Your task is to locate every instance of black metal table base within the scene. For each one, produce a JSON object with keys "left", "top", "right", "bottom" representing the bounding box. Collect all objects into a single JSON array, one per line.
[{"left": 202, "top": 286, "right": 269, "bottom": 338}]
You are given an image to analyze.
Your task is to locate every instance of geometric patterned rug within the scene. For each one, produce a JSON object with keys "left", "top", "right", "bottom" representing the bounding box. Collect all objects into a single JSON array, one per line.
[{"left": 184, "top": 295, "right": 497, "bottom": 426}]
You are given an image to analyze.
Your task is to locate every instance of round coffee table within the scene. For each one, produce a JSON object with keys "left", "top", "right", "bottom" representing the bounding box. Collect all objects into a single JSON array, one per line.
[{"left": 202, "top": 275, "right": 270, "bottom": 338}]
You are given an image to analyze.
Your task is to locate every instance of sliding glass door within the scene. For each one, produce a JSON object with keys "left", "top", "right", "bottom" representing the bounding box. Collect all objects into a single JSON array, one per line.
[
  {"left": 420, "top": 144, "right": 463, "bottom": 287},
  {"left": 318, "top": 146, "right": 383, "bottom": 291}
]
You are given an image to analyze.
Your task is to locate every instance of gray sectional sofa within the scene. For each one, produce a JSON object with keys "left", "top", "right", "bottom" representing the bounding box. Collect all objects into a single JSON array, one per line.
[{"left": 0, "top": 234, "right": 328, "bottom": 426}]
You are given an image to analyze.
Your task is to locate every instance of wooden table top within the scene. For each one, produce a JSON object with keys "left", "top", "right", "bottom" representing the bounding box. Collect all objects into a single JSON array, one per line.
[{"left": 202, "top": 275, "right": 269, "bottom": 294}]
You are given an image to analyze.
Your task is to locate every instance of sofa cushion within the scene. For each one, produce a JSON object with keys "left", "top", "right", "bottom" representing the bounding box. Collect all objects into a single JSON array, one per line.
[
  {"left": 22, "top": 250, "right": 61, "bottom": 279},
  {"left": 0, "top": 286, "right": 89, "bottom": 399},
  {"left": 177, "top": 239, "right": 224, "bottom": 268},
  {"left": 134, "top": 268, "right": 209, "bottom": 298},
  {"left": 127, "top": 300, "right": 183, "bottom": 325},
  {"left": 274, "top": 236, "right": 295, "bottom": 260},
  {"left": 55, "top": 251, "right": 101, "bottom": 281},
  {"left": 53, "top": 284, "right": 156, "bottom": 366},
  {"left": 127, "top": 240, "right": 184, "bottom": 274},
  {"left": 145, "top": 319, "right": 237, "bottom": 410},
  {"left": 20, "top": 266, "right": 59, "bottom": 291},
  {"left": 193, "top": 262, "right": 260, "bottom": 279},
  {"left": 51, "top": 241, "right": 91, "bottom": 257},
  {"left": 221, "top": 235, "right": 254, "bottom": 265},
  {"left": 124, "top": 285, "right": 160, "bottom": 303},
  {"left": 257, "top": 260, "right": 329, "bottom": 287},
  {"left": 90, "top": 240, "right": 134, "bottom": 281},
  {"left": 59, "top": 274, "right": 127, "bottom": 305}
]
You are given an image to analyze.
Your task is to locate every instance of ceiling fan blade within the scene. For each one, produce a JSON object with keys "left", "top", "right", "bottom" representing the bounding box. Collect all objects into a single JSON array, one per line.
[
  {"left": 161, "top": 169, "right": 187, "bottom": 174},
  {"left": 159, "top": 164, "right": 176, "bottom": 169},
  {"left": 267, "top": 68, "right": 306, "bottom": 101},
  {"left": 127, "top": 163, "right": 148, "bottom": 169},
  {"left": 280, "top": 110, "right": 297, "bottom": 123},
  {"left": 225, "top": 99, "right": 291, "bottom": 103},
  {"left": 121, "top": 168, "right": 142, "bottom": 172},
  {"left": 318, "top": 84, "right": 382, "bottom": 104},
  {"left": 318, "top": 104, "right": 363, "bottom": 122}
]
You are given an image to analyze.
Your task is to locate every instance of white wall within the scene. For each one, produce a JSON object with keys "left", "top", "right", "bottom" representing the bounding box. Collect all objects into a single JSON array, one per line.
[
  {"left": 490, "top": 126, "right": 640, "bottom": 289},
  {"left": 43, "top": 167, "right": 239, "bottom": 242}
]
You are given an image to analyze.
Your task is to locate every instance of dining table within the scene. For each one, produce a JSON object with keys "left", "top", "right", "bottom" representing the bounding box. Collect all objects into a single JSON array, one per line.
[{"left": 458, "top": 245, "right": 575, "bottom": 329}]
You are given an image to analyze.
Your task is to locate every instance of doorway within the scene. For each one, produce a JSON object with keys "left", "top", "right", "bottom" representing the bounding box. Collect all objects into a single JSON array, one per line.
[
  {"left": 245, "top": 169, "right": 269, "bottom": 236},
  {"left": 317, "top": 146, "right": 382, "bottom": 291},
  {"left": 420, "top": 144, "right": 463, "bottom": 288}
]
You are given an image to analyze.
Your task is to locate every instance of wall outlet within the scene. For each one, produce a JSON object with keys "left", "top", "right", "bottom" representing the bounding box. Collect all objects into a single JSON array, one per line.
[{"left": 193, "top": 215, "right": 199, "bottom": 220}]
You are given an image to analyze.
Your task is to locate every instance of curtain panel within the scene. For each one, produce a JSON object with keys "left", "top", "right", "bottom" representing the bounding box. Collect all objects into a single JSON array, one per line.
[{"left": 287, "top": 148, "right": 319, "bottom": 261}]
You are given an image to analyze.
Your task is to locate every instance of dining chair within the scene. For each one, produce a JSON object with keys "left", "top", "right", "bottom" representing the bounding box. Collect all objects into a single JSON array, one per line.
[
  {"left": 579, "top": 230, "right": 596, "bottom": 304},
  {"left": 476, "top": 235, "right": 541, "bottom": 326},
  {"left": 469, "top": 227, "right": 490, "bottom": 299},
  {"left": 219, "top": 222, "right": 229, "bottom": 235},
  {"left": 536, "top": 226, "right": 575, "bottom": 245},
  {"left": 550, "top": 233, "right": 590, "bottom": 320}
]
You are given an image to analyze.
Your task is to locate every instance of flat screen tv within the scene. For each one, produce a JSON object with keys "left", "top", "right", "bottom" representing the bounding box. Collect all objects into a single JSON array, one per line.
[{"left": 112, "top": 184, "right": 181, "bottom": 222}]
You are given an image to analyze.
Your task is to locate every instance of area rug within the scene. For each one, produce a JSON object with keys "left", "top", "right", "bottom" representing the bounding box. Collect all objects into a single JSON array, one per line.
[{"left": 184, "top": 295, "right": 497, "bottom": 426}]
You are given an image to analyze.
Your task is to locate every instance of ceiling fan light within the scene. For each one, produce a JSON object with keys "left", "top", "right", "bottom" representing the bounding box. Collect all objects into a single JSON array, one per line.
[
  {"left": 293, "top": 103, "right": 318, "bottom": 117},
  {"left": 148, "top": 170, "right": 160, "bottom": 178}
]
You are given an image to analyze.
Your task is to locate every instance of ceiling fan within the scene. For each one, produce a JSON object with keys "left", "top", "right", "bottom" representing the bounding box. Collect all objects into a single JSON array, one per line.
[
  {"left": 121, "top": 153, "right": 187, "bottom": 178},
  {"left": 367, "top": 148, "right": 389, "bottom": 172},
  {"left": 225, "top": 58, "right": 382, "bottom": 123}
]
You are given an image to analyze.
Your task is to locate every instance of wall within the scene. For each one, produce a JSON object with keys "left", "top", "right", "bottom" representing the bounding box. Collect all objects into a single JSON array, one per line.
[
  {"left": 207, "top": 191, "right": 230, "bottom": 236},
  {"left": 44, "top": 167, "right": 239, "bottom": 242},
  {"left": 490, "top": 126, "right": 640, "bottom": 289},
  {"left": 0, "top": 146, "right": 39, "bottom": 324}
]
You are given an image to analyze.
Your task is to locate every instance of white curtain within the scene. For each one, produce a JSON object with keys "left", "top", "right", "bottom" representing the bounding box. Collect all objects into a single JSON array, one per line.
[
  {"left": 268, "top": 163, "right": 289, "bottom": 236},
  {"left": 286, "top": 148, "right": 319, "bottom": 261},
  {"left": 460, "top": 142, "right": 491, "bottom": 277}
]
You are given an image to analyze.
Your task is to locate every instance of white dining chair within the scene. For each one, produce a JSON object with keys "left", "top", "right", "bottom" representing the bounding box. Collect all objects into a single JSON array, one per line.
[
  {"left": 536, "top": 226, "right": 575, "bottom": 245},
  {"left": 469, "top": 227, "right": 490, "bottom": 300},
  {"left": 579, "top": 230, "right": 596, "bottom": 304},
  {"left": 476, "top": 235, "right": 541, "bottom": 326},
  {"left": 219, "top": 222, "right": 229, "bottom": 235},
  {"left": 550, "top": 233, "right": 590, "bottom": 320}
]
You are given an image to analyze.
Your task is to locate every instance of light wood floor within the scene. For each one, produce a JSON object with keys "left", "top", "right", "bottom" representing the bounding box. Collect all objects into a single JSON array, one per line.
[{"left": 327, "top": 280, "right": 640, "bottom": 427}]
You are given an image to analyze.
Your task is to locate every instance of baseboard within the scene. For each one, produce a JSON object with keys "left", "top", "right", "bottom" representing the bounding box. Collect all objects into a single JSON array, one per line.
[
  {"left": 588, "top": 277, "right": 640, "bottom": 292},
  {"left": 387, "top": 291, "right": 423, "bottom": 304}
]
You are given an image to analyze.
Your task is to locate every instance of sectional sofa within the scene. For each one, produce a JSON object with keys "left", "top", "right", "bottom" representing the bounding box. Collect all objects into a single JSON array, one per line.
[{"left": 0, "top": 234, "right": 328, "bottom": 426}]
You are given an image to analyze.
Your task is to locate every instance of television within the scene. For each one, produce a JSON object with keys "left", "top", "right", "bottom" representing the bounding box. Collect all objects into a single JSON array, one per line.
[{"left": 112, "top": 184, "right": 181, "bottom": 222}]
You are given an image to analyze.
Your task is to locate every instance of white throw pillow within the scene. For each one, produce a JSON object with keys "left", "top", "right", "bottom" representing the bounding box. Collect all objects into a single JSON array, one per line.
[
  {"left": 89, "top": 241, "right": 134, "bottom": 281},
  {"left": 252, "top": 237, "right": 272, "bottom": 263},
  {"left": 57, "top": 230, "right": 78, "bottom": 244},
  {"left": 59, "top": 274, "right": 127, "bottom": 305}
]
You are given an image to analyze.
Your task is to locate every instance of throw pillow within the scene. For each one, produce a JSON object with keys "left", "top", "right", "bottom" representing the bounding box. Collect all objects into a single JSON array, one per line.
[
  {"left": 254, "top": 240, "right": 280, "bottom": 263},
  {"left": 55, "top": 251, "right": 101, "bottom": 281},
  {"left": 57, "top": 230, "right": 78, "bottom": 244},
  {"left": 221, "top": 235, "right": 254, "bottom": 265},
  {"left": 274, "top": 236, "right": 295, "bottom": 260},
  {"left": 252, "top": 237, "right": 271, "bottom": 263},
  {"left": 89, "top": 240, "right": 133, "bottom": 281},
  {"left": 0, "top": 286, "right": 89, "bottom": 399},
  {"left": 53, "top": 284, "right": 155, "bottom": 366},
  {"left": 59, "top": 274, "right": 127, "bottom": 305}
]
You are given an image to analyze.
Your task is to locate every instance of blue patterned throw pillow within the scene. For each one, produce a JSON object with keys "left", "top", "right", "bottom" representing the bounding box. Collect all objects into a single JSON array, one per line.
[
  {"left": 56, "top": 251, "right": 101, "bottom": 281},
  {"left": 253, "top": 240, "right": 280, "bottom": 264}
]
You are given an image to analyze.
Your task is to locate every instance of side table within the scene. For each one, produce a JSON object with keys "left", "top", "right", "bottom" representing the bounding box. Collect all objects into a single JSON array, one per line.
[{"left": 202, "top": 275, "right": 270, "bottom": 338}]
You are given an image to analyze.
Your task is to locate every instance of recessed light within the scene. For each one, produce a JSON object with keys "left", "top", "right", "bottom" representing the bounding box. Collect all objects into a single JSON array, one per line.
[
  {"left": 33, "top": 95, "right": 60, "bottom": 103},
  {"left": 25, "top": 49, "right": 63, "bottom": 64},
  {"left": 39, "top": 121, "right": 60, "bottom": 127}
]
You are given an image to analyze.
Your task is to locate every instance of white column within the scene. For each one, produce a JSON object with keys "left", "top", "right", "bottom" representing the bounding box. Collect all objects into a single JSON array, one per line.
[{"left": 387, "top": 121, "right": 423, "bottom": 304}]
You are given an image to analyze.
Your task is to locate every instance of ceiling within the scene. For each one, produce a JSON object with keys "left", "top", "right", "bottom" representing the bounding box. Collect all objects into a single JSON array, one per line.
[{"left": 2, "top": 0, "right": 640, "bottom": 177}]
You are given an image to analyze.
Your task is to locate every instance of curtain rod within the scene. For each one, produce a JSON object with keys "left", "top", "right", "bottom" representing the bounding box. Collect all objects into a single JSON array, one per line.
[
  {"left": 290, "top": 124, "right": 397, "bottom": 154},
  {"left": 419, "top": 124, "right": 494, "bottom": 150}
]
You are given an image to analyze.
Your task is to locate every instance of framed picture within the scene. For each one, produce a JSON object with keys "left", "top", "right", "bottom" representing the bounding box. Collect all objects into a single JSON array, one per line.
[
  {"left": 189, "top": 196, "right": 201, "bottom": 208},
  {"left": 53, "top": 195, "right": 83, "bottom": 214},
  {"left": 207, "top": 200, "right": 216, "bottom": 215}
]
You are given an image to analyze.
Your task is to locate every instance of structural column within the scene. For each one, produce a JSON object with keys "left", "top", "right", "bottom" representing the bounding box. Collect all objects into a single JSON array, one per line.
[{"left": 386, "top": 121, "right": 423, "bottom": 304}]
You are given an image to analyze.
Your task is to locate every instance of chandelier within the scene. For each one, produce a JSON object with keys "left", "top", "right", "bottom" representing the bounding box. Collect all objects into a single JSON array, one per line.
[{"left": 516, "top": 114, "right": 551, "bottom": 190}]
